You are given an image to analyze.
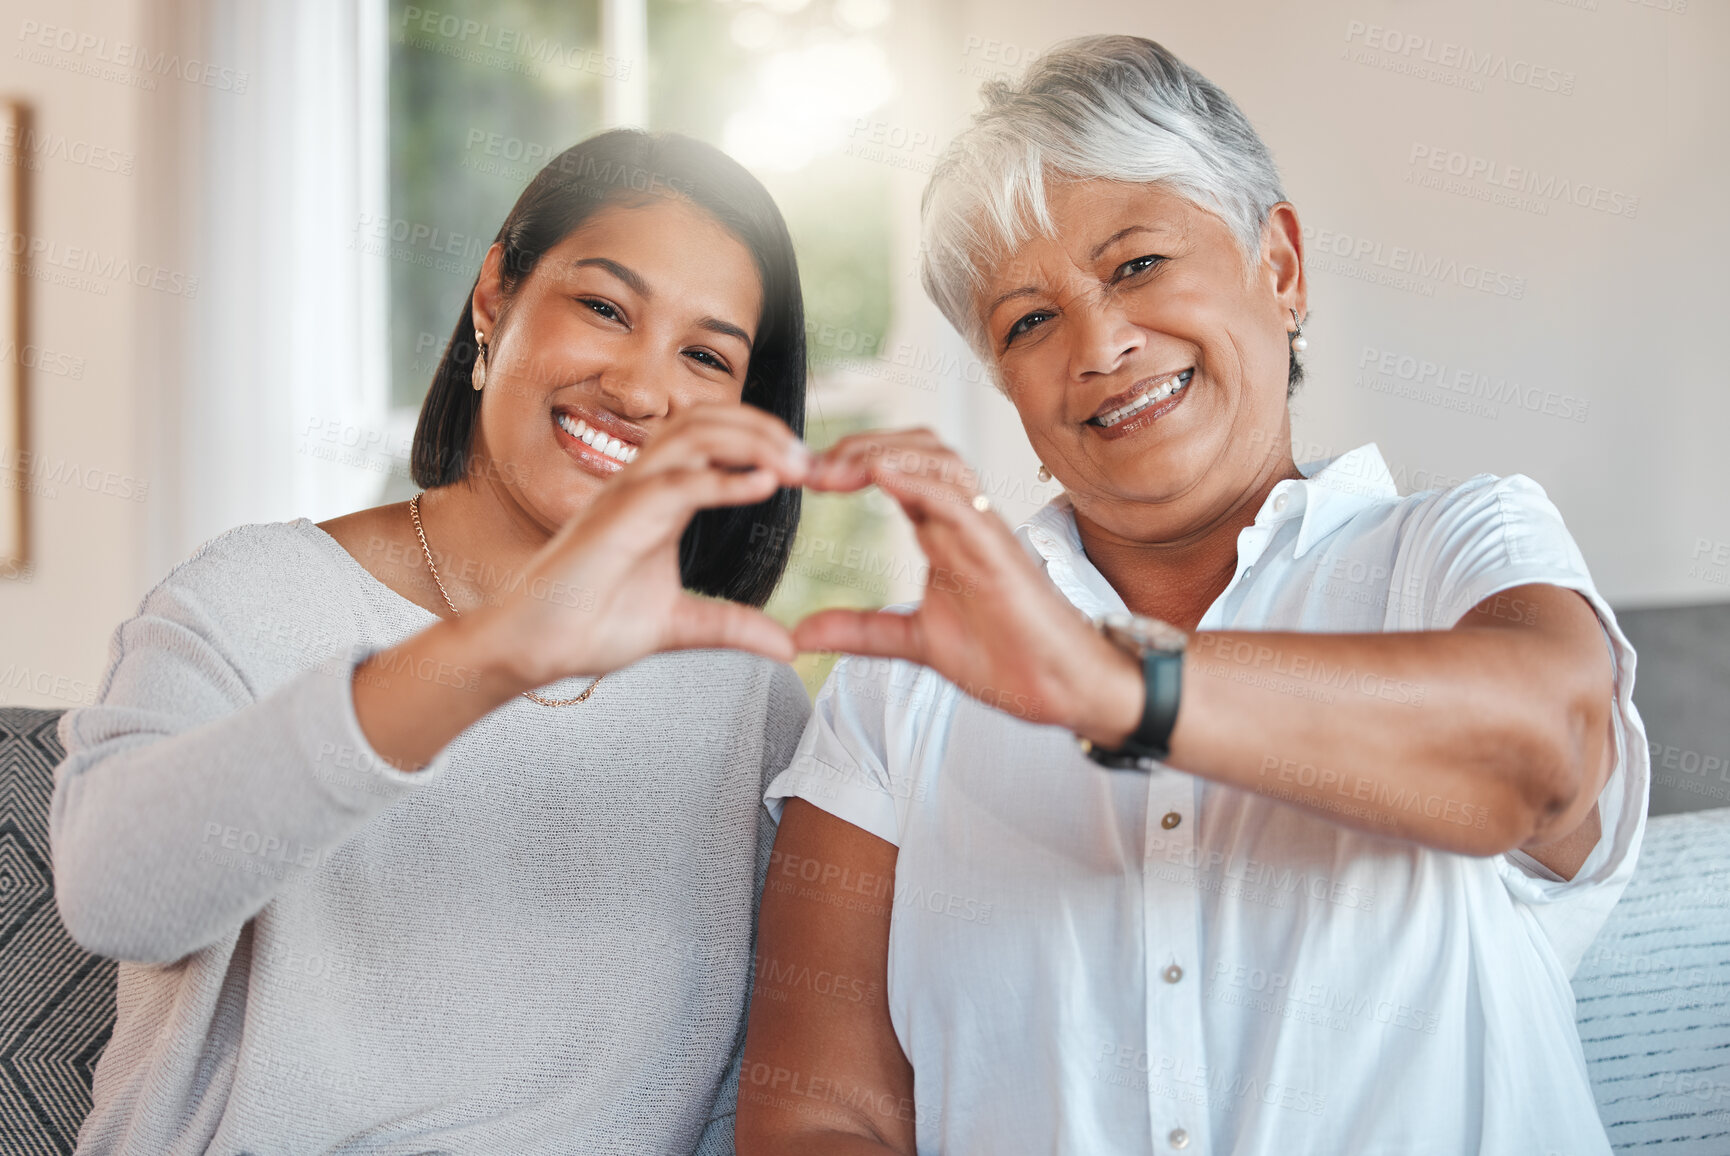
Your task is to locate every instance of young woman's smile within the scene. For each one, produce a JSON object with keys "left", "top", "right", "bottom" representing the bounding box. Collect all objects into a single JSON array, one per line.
[
  {"left": 552, "top": 402, "right": 644, "bottom": 473},
  {"left": 472, "top": 196, "right": 763, "bottom": 510}
]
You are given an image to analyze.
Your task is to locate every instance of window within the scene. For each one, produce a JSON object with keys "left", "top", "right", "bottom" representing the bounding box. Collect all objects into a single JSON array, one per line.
[{"left": 385, "top": 0, "right": 904, "bottom": 691}]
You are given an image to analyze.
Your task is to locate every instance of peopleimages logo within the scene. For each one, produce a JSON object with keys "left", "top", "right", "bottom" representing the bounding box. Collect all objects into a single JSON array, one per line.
[
  {"left": 0, "top": 120, "right": 134, "bottom": 175},
  {"left": 1342, "top": 20, "right": 1575, "bottom": 95},
  {"left": 0, "top": 229, "right": 200, "bottom": 298},
  {"left": 15, "top": 19, "right": 250, "bottom": 92},
  {"left": 0, "top": 446, "right": 149, "bottom": 501},
  {"left": 1355, "top": 345, "right": 1591, "bottom": 424},
  {"left": 0, "top": 339, "right": 85, "bottom": 379},
  {"left": 397, "top": 8, "right": 631, "bottom": 80},
  {"left": 1301, "top": 225, "right": 1526, "bottom": 300},
  {"left": 1408, "top": 144, "right": 1639, "bottom": 219}
]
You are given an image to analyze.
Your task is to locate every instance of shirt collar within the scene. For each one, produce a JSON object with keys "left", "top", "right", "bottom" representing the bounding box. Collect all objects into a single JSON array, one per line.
[
  {"left": 1286, "top": 442, "right": 1398, "bottom": 558},
  {"left": 1016, "top": 443, "right": 1399, "bottom": 606}
]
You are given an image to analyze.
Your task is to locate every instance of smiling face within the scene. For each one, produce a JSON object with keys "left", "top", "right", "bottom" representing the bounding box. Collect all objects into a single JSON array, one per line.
[
  {"left": 468, "top": 195, "right": 764, "bottom": 528},
  {"left": 979, "top": 179, "right": 1306, "bottom": 542}
]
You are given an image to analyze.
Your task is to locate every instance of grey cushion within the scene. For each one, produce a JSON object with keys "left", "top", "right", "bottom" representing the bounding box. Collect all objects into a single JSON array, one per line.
[
  {"left": 1575, "top": 807, "right": 1730, "bottom": 1154},
  {"left": 0, "top": 707, "right": 115, "bottom": 1156}
]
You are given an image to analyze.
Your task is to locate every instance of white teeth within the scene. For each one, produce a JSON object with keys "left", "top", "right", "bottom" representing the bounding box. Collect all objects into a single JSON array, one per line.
[
  {"left": 556, "top": 413, "right": 637, "bottom": 464},
  {"left": 1095, "top": 370, "right": 1193, "bottom": 428}
]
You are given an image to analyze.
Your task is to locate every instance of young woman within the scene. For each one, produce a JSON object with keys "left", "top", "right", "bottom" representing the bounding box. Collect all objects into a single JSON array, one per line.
[{"left": 53, "top": 130, "right": 814, "bottom": 1155}]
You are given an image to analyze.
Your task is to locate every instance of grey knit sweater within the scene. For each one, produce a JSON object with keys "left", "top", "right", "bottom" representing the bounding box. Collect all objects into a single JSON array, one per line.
[{"left": 50, "top": 518, "right": 811, "bottom": 1155}]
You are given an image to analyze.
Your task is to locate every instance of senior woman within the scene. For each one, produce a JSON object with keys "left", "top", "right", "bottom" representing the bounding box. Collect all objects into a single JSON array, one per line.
[
  {"left": 740, "top": 35, "right": 1646, "bottom": 1156},
  {"left": 53, "top": 130, "right": 816, "bottom": 1154}
]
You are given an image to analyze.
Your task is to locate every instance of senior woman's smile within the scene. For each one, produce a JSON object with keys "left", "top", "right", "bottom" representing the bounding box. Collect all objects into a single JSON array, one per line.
[
  {"left": 979, "top": 177, "right": 1304, "bottom": 527},
  {"left": 1083, "top": 367, "right": 1193, "bottom": 432}
]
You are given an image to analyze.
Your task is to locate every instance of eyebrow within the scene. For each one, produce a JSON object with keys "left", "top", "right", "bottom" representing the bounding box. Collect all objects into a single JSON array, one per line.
[
  {"left": 985, "top": 285, "right": 1044, "bottom": 321},
  {"left": 573, "top": 257, "right": 753, "bottom": 351},
  {"left": 698, "top": 317, "right": 753, "bottom": 352},
  {"left": 572, "top": 257, "right": 651, "bottom": 298},
  {"left": 986, "top": 223, "right": 1179, "bottom": 322},
  {"left": 1089, "top": 225, "right": 1166, "bottom": 263}
]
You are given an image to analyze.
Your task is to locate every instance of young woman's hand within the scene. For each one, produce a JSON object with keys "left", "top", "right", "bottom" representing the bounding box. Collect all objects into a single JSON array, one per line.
[
  {"left": 354, "top": 404, "right": 809, "bottom": 772},
  {"left": 793, "top": 428, "right": 1143, "bottom": 746},
  {"left": 466, "top": 403, "right": 813, "bottom": 690}
]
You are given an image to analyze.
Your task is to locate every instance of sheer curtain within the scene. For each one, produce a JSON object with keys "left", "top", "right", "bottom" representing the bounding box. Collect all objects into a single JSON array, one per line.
[{"left": 138, "top": 0, "right": 388, "bottom": 577}]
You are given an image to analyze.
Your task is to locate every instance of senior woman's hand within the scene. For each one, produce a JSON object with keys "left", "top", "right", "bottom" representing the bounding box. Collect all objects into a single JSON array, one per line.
[
  {"left": 796, "top": 426, "right": 1615, "bottom": 874},
  {"left": 797, "top": 427, "right": 1145, "bottom": 746}
]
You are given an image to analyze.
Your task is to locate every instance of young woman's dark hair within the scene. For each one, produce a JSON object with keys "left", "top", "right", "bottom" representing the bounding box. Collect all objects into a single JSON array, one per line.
[{"left": 412, "top": 129, "right": 806, "bottom": 608}]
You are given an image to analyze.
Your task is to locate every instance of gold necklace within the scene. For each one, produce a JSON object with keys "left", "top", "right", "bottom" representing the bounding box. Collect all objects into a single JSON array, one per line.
[{"left": 408, "top": 491, "right": 602, "bottom": 707}]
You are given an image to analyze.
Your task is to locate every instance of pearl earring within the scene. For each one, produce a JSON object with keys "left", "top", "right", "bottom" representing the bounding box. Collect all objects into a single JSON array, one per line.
[
  {"left": 1288, "top": 309, "right": 1308, "bottom": 354},
  {"left": 1037, "top": 463, "right": 1052, "bottom": 483},
  {"left": 472, "top": 329, "right": 488, "bottom": 392}
]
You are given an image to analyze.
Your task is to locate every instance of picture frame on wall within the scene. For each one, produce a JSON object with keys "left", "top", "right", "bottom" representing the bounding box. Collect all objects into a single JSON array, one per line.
[{"left": 1, "top": 99, "right": 27, "bottom": 579}]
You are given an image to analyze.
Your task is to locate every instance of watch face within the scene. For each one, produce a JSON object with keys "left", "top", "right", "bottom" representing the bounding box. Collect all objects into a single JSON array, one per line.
[{"left": 1101, "top": 612, "right": 1188, "bottom": 654}]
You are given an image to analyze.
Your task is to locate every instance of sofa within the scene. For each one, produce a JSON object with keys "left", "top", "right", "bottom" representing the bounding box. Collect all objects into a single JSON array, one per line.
[
  {"left": 4, "top": 705, "right": 1728, "bottom": 1153},
  {"left": 1, "top": 709, "right": 117, "bottom": 1156}
]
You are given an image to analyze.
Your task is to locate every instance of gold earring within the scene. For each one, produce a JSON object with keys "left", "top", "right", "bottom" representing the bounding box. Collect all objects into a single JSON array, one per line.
[
  {"left": 472, "top": 329, "right": 488, "bottom": 392},
  {"left": 1037, "top": 463, "right": 1052, "bottom": 483}
]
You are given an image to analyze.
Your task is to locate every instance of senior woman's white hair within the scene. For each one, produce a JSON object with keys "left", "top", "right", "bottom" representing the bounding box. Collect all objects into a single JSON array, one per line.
[{"left": 920, "top": 34, "right": 1298, "bottom": 389}]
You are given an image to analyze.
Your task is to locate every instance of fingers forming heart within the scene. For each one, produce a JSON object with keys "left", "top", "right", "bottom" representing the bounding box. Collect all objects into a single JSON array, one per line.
[{"left": 785, "top": 427, "right": 1062, "bottom": 672}]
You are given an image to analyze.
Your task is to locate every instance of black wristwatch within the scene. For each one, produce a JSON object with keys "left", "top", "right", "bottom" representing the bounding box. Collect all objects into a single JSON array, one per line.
[{"left": 1077, "top": 612, "right": 1187, "bottom": 770}]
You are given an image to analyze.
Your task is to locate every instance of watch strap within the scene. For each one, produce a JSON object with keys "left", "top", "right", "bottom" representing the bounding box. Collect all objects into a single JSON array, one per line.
[{"left": 1083, "top": 645, "right": 1183, "bottom": 770}]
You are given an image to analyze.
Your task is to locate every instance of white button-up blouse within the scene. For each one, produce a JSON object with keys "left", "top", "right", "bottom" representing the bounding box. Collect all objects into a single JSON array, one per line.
[{"left": 765, "top": 444, "right": 1647, "bottom": 1156}]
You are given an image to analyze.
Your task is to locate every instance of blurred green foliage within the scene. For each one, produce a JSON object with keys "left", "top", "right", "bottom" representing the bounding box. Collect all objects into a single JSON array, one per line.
[{"left": 386, "top": 0, "right": 604, "bottom": 409}]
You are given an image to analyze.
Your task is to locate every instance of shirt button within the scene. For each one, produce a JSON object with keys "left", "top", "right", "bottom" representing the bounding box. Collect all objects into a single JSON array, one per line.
[
  {"left": 1273, "top": 492, "right": 1289, "bottom": 513},
  {"left": 1161, "top": 811, "right": 1182, "bottom": 830},
  {"left": 1169, "top": 1127, "right": 1190, "bottom": 1149},
  {"left": 1163, "top": 964, "right": 1183, "bottom": 984}
]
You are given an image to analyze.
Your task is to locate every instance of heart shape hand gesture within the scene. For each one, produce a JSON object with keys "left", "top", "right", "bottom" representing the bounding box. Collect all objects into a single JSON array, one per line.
[
  {"left": 477, "top": 411, "right": 1143, "bottom": 747},
  {"left": 794, "top": 427, "right": 1142, "bottom": 745}
]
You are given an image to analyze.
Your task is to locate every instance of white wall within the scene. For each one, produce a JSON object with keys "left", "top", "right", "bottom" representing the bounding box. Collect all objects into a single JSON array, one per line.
[
  {"left": 2, "top": 0, "right": 1722, "bottom": 707},
  {"left": 1, "top": 0, "right": 157, "bottom": 707},
  {"left": 867, "top": 0, "right": 1727, "bottom": 609},
  {"left": 0, "top": 0, "right": 386, "bottom": 708}
]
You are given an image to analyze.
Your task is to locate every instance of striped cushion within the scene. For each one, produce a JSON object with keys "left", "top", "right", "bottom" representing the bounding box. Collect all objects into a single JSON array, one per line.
[
  {"left": 0, "top": 708, "right": 115, "bottom": 1156},
  {"left": 1575, "top": 808, "right": 1730, "bottom": 1154}
]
